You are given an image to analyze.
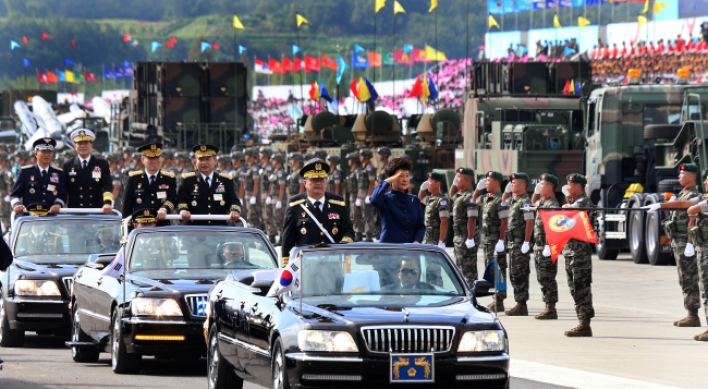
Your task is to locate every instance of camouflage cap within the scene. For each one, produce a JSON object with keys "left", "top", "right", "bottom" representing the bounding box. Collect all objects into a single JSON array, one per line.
[
  {"left": 314, "top": 149, "right": 328, "bottom": 160},
  {"left": 244, "top": 147, "right": 258, "bottom": 157},
  {"left": 0, "top": 152, "right": 8, "bottom": 160},
  {"left": 122, "top": 146, "right": 135, "bottom": 154},
  {"left": 486, "top": 171, "right": 504, "bottom": 182},
  {"left": 288, "top": 152, "right": 304, "bottom": 162},
  {"left": 510, "top": 172, "right": 529, "bottom": 182},
  {"left": 359, "top": 149, "right": 373, "bottom": 159},
  {"left": 400, "top": 154, "right": 413, "bottom": 162},
  {"left": 258, "top": 147, "right": 273, "bottom": 157},
  {"left": 428, "top": 172, "right": 446, "bottom": 184},
  {"left": 540, "top": 173, "right": 559, "bottom": 187},
  {"left": 456, "top": 167, "right": 474, "bottom": 177},
  {"left": 327, "top": 155, "right": 341, "bottom": 164},
  {"left": 161, "top": 149, "right": 174, "bottom": 159},
  {"left": 345, "top": 152, "right": 359, "bottom": 161},
  {"left": 106, "top": 153, "right": 120, "bottom": 163},
  {"left": 567, "top": 173, "right": 587, "bottom": 185},
  {"left": 303, "top": 153, "right": 315, "bottom": 160},
  {"left": 680, "top": 163, "right": 699, "bottom": 174},
  {"left": 231, "top": 145, "right": 241, "bottom": 153},
  {"left": 377, "top": 147, "right": 391, "bottom": 156},
  {"left": 271, "top": 153, "right": 285, "bottom": 164},
  {"left": 231, "top": 151, "right": 245, "bottom": 161}
]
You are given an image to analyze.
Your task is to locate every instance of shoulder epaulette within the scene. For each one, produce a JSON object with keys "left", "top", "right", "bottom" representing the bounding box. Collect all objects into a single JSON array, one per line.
[
  {"left": 21, "top": 164, "right": 33, "bottom": 170},
  {"left": 328, "top": 199, "right": 346, "bottom": 207},
  {"left": 218, "top": 172, "right": 233, "bottom": 180},
  {"left": 20, "top": 232, "right": 30, "bottom": 237},
  {"left": 289, "top": 199, "right": 306, "bottom": 207},
  {"left": 48, "top": 232, "right": 61, "bottom": 237},
  {"left": 160, "top": 170, "right": 175, "bottom": 179},
  {"left": 129, "top": 170, "right": 144, "bottom": 177},
  {"left": 181, "top": 172, "right": 196, "bottom": 179}
]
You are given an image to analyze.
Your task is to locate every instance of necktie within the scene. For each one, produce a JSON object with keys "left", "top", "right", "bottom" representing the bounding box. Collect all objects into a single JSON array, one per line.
[
  {"left": 41, "top": 170, "right": 47, "bottom": 178},
  {"left": 205, "top": 176, "right": 210, "bottom": 186},
  {"left": 82, "top": 160, "right": 87, "bottom": 170},
  {"left": 313, "top": 200, "right": 322, "bottom": 218},
  {"left": 149, "top": 175, "right": 156, "bottom": 185}
]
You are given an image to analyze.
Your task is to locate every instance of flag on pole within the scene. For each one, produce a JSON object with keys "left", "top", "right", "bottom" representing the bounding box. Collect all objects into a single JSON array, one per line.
[
  {"left": 489, "top": 14, "right": 500, "bottom": 30},
  {"left": 349, "top": 78, "right": 359, "bottom": 99},
  {"left": 429, "top": 0, "right": 438, "bottom": 12},
  {"left": 124, "top": 61, "right": 134, "bottom": 76},
  {"left": 239, "top": 45, "right": 247, "bottom": 55},
  {"left": 321, "top": 55, "right": 337, "bottom": 70},
  {"left": 426, "top": 74, "right": 438, "bottom": 101},
  {"left": 296, "top": 13, "right": 309, "bottom": 27},
  {"left": 320, "top": 84, "right": 333, "bottom": 103},
  {"left": 353, "top": 52, "right": 370, "bottom": 68},
  {"left": 357, "top": 77, "right": 371, "bottom": 103},
  {"left": 201, "top": 42, "right": 212, "bottom": 52},
  {"left": 85, "top": 70, "right": 99, "bottom": 82},
  {"left": 336, "top": 54, "right": 349, "bottom": 84},
  {"left": 65, "top": 70, "right": 77, "bottom": 84},
  {"left": 37, "top": 71, "right": 49, "bottom": 84},
  {"left": 578, "top": 16, "right": 591, "bottom": 28},
  {"left": 640, "top": 0, "right": 649, "bottom": 13},
  {"left": 41, "top": 32, "right": 52, "bottom": 40},
  {"left": 10, "top": 40, "right": 20, "bottom": 50},
  {"left": 368, "top": 52, "right": 382, "bottom": 67},
  {"left": 104, "top": 68, "right": 115, "bottom": 79},
  {"left": 412, "top": 48, "right": 427, "bottom": 62},
  {"left": 375, "top": 0, "right": 386, "bottom": 13},
  {"left": 403, "top": 44, "right": 414, "bottom": 53},
  {"left": 254, "top": 58, "right": 272, "bottom": 74},
  {"left": 395, "top": 50, "right": 413, "bottom": 64},
  {"left": 47, "top": 71, "right": 58, "bottom": 83},
  {"left": 58, "top": 70, "right": 66, "bottom": 82},
  {"left": 638, "top": 15, "right": 647, "bottom": 29},
  {"left": 425, "top": 46, "right": 447, "bottom": 61},
  {"left": 407, "top": 75, "right": 423, "bottom": 98},
  {"left": 382, "top": 51, "right": 395, "bottom": 65},
  {"left": 653, "top": 1, "right": 668, "bottom": 15},
  {"left": 212, "top": 42, "right": 220, "bottom": 50},
  {"left": 421, "top": 74, "right": 430, "bottom": 102},
  {"left": 553, "top": 14, "right": 562, "bottom": 28},
  {"left": 305, "top": 55, "right": 320, "bottom": 72},
  {"left": 166, "top": 36, "right": 177, "bottom": 49},
  {"left": 483, "top": 257, "right": 507, "bottom": 292},
  {"left": 65, "top": 58, "right": 75, "bottom": 66},
  {"left": 309, "top": 81, "right": 321, "bottom": 101},
  {"left": 292, "top": 45, "right": 301, "bottom": 55},
  {"left": 151, "top": 41, "right": 162, "bottom": 52},
  {"left": 233, "top": 13, "right": 245, "bottom": 29},
  {"left": 353, "top": 43, "right": 366, "bottom": 53},
  {"left": 22, "top": 36, "right": 28, "bottom": 45},
  {"left": 23, "top": 58, "right": 30, "bottom": 67},
  {"left": 122, "top": 34, "right": 132, "bottom": 43},
  {"left": 393, "top": 0, "right": 405, "bottom": 14},
  {"left": 538, "top": 209, "right": 599, "bottom": 263},
  {"left": 71, "top": 39, "right": 76, "bottom": 49}
]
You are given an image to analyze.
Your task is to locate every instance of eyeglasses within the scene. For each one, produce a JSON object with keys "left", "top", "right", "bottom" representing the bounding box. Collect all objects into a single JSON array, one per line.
[{"left": 399, "top": 268, "right": 418, "bottom": 276}]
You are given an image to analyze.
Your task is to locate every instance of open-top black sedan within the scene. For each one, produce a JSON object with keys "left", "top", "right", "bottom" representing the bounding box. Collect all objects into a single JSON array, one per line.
[
  {"left": 205, "top": 243, "right": 509, "bottom": 389},
  {"left": 69, "top": 226, "right": 278, "bottom": 374},
  {"left": 1, "top": 214, "right": 121, "bottom": 347}
]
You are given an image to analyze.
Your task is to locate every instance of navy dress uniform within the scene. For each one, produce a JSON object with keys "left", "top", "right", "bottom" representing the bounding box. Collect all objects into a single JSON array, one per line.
[
  {"left": 62, "top": 129, "right": 113, "bottom": 208},
  {"left": 10, "top": 138, "right": 66, "bottom": 211},
  {"left": 281, "top": 159, "right": 355, "bottom": 266},
  {"left": 176, "top": 145, "right": 242, "bottom": 225},
  {"left": 122, "top": 143, "right": 177, "bottom": 226}
]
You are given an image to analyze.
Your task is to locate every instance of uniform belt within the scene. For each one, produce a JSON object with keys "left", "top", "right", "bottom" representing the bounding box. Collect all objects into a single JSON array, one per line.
[
  {"left": 485, "top": 227, "right": 500, "bottom": 233},
  {"left": 508, "top": 230, "right": 524, "bottom": 237},
  {"left": 676, "top": 225, "right": 688, "bottom": 232}
]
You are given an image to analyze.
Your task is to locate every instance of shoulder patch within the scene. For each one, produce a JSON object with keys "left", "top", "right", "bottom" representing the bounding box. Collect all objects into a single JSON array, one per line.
[
  {"left": 160, "top": 170, "right": 175, "bottom": 178},
  {"left": 440, "top": 199, "right": 447, "bottom": 206},
  {"left": 129, "top": 170, "right": 144, "bottom": 177},
  {"left": 218, "top": 172, "right": 233, "bottom": 180},
  {"left": 21, "top": 164, "right": 33, "bottom": 170},
  {"left": 182, "top": 172, "right": 196, "bottom": 179},
  {"left": 289, "top": 199, "right": 306, "bottom": 207},
  {"left": 52, "top": 167, "right": 63, "bottom": 172},
  {"left": 328, "top": 199, "right": 346, "bottom": 206}
]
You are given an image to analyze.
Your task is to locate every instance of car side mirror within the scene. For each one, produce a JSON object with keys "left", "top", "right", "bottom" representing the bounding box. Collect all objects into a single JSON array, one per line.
[
  {"left": 86, "top": 254, "right": 115, "bottom": 269},
  {"left": 251, "top": 280, "right": 274, "bottom": 297},
  {"left": 472, "top": 280, "right": 495, "bottom": 298}
]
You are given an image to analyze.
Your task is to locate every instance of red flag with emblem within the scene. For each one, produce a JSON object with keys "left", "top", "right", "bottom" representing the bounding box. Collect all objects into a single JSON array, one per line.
[
  {"left": 304, "top": 55, "right": 320, "bottom": 72},
  {"left": 37, "top": 71, "right": 49, "bottom": 84},
  {"left": 282, "top": 57, "right": 293, "bottom": 72},
  {"left": 122, "top": 34, "right": 132, "bottom": 43},
  {"left": 320, "top": 55, "right": 337, "bottom": 70},
  {"left": 538, "top": 210, "right": 599, "bottom": 263},
  {"left": 41, "top": 32, "right": 52, "bottom": 40}
]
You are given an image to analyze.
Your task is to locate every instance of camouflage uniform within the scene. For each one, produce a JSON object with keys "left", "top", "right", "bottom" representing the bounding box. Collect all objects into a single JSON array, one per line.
[
  {"left": 0, "top": 158, "right": 14, "bottom": 232},
  {"left": 507, "top": 192, "right": 534, "bottom": 305},
  {"left": 327, "top": 166, "right": 342, "bottom": 195},
  {"left": 110, "top": 164, "right": 124, "bottom": 214},
  {"left": 668, "top": 186, "right": 701, "bottom": 313},
  {"left": 287, "top": 167, "right": 303, "bottom": 198},
  {"left": 422, "top": 192, "right": 450, "bottom": 286},
  {"left": 534, "top": 195, "right": 561, "bottom": 304},
  {"left": 690, "top": 199, "right": 708, "bottom": 334},
  {"left": 562, "top": 193, "right": 595, "bottom": 321},
  {"left": 244, "top": 161, "right": 263, "bottom": 231},
  {"left": 259, "top": 160, "right": 274, "bottom": 235},
  {"left": 359, "top": 161, "right": 377, "bottom": 239},
  {"left": 482, "top": 191, "right": 510, "bottom": 300},
  {"left": 452, "top": 187, "right": 479, "bottom": 284},
  {"left": 349, "top": 164, "right": 365, "bottom": 236},
  {"left": 267, "top": 165, "right": 286, "bottom": 237},
  {"left": 232, "top": 154, "right": 247, "bottom": 219}
]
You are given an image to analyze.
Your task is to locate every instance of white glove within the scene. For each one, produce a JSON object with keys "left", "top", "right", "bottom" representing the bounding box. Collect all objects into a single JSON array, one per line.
[
  {"left": 355, "top": 198, "right": 362, "bottom": 207},
  {"left": 420, "top": 181, "right": 429, "bottom": 191},
  {"left": 495, "top": 239, "right": 505, "bottom": 253},
  {"left": 3, "top": 195, "right": 10, "bottom": 202},
  {"left": 562, "top": 185, "right": 570, "bottom": 197},
  {"left": 685, "top": 243, "right": 696, "bottom": 257},
  {"left": 465, "top": 238, "right": 475, "bottom": 248},
  {"left": 265, "top": 196, "right": 272, "bottom": 205},
  {"left": 504, "top": 182, "right": 512, "bottom": 193},
  {"left": 476, "top": 179, "right": 487, "bottom": 190},
  {"left": 542, "top": 245, "right": 551, "bottom": 257},
  {"left": 641, "top": 203, "right": 661, "bottom": 212},
  {"left": 365, "top": 196, "right": 370, "bottom": 204},
  {"left": 521, "top": 241, "right": 530, "bottom": 254},
  {"left": 249, "top": 197, "right": 256, "bottom": 205},
  {"left": 437, "top": 241, "right": 446, "bottom": 249},
  {"left": 668, "top": 195, "right": 677, "bottom": 202},
  {"left": 534, "top": 183, "right": 541, "bottom": 194},
  {"left": 276, "top": 201, "right": 282, "bottom": 209}
]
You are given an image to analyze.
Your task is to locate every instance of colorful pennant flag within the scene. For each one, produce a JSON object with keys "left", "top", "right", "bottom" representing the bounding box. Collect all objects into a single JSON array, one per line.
[
  {"left": 321, "top": 55, "right": 337, "bottom": 70},
  {"left": 65, "top": 70, "right": 77, "bottom": 84},
  {"left": 122, "top": 34, "right": 132, "bottom": 43},
  {"left": 375, "top": 0, "right": 386, "bottom": 13},
  {"left": 309, "top": 81, "right": 321, "bottom": 101},
  {"left": 426, "top": 74, "right": 438, "bottom": 101},
  {"left": 239, "top": 45, "right": 247, "bottom": 55},
  {"left": 320, "top": 83, "right": 333, "bottom": 103},
  {"left": 368, "top": 52, "right": 382, "bottom": 67},
  {"left": 638, "top": 15, "right": 647, "bottom": 29},
  {"left": 201, "top": 42, "right": 212, "bottom": 52},
  {"left": 47, "top": 71, "right": 58, "bottom": 83},
  {"left": 37, "top": 71, "right": 49, "bottom": 84},
  {"left": 41, "top": 32, "right": 52, "bottom": 40},
  {"left": 23, "top": 58, "right": 30, "bottom": 67},
  {"left": 538, "top": 209, "right": 599, "bottom": 263},
  {"left": 104, "top": 68, "right": 115, "bottom": 79},
  {"left": 553, "top": 14, "right": 562, "bottom": 28},
  {"left": 653, "top": 1, "right": 668, "bottom": 15},
  {"left": 151, "top": 41, "right": 162, "bottom": 52},
  {"left": 85, "top": 70, "right": 99, "bottom": 82},
  {"left": 292, "top": 44, "right": 301, "bottom": 55},
  {"left": 357, "top": 77, "right": 371, "bottom": 102},
  {"left": 233, "top": 13, "right": 245, "bottom": 29},
  {"left": 408, "top": 75, "right": 423, "bottom": 98},
  {"left": 254, "top": 58, "right": 272, "bottom": 74},
  {"left": 403, "top": 44, "right": 414, "bottom": 53},
  {"left": 10, "top": 40, "right": 20, "bottom": 50},
  {"left": 421, "top": 74, "right": 430, "bottom": 102},
  {"left": 124, "top": 61, "right": 134, "bottom": 76},
  {"left": 305, "top": 55, "right": 320, "bottom": 72},
  {"left": 354, "top": 43, "right": 366, "bottom": 53},
  {"left": 58, "top": 70, "right": 66, "bottom": 82},
  {"left": 429, "top": 0, "right": 438, "bottom": 12},
  {"left": 166, "top": 36, "right": 177, "bottom": 49},
  {"left": 296, "top": 13, "right": 309, "bottom": 28},
  {"left": 65, "top": 58, "right": 75, "bottom": 66},
  {"left": 395, "top": 50, "right": 413, "bottom": 64},
  {"left": 22, "top": 36, "right": 28, "bottom": 45},
  {"left": 578, "top": 16, "right": 591, "bottom": 28},
  {"left": 71, "top": 39, "right": 76, "bottom": 50},
  {"left": 425, "top": 46, "right": 446, "bottom": 61},
  {"left": 393, "top": 0, "right": 405, "bottom": 14},
  {"left": 353, "top": 52, "right": 369, "bottom": 69},
  {"left": 336, "top": 54, "right": 349, "bottom": 84},
  {"left": 489, "top": 14, "right": 500, "bottom": 30},
  {"left": 382, "top": 51, "right": 395, "bottom": 65},
  {"left": 412, "top": 48, "right": 427, "bottom": 62},
  {"left": 349, "top": 78, "right": 359, "bottom": 99}
]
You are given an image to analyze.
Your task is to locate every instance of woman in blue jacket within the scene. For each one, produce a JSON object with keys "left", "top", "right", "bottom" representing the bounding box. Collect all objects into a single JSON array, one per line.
[{"left": 370, "top": 157, "right": 426, "bottom": 243}]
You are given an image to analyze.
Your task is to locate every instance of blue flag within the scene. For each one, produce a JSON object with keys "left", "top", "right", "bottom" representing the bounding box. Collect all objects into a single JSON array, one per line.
[
  {"left": 319, "top": 84, "right": 333, "bottom": 103},
  {"left": 114, "top": 66, "right": 124, "bottom": 78},
  {"left": 292, "top": 44, "right": 301, "bottom": 55},
  {"left": 563, "top": 46, "right": 576, "bottom": 57},
  {"left": 124, "top": 60, "right": 134, "bottom": 76},
  {"left": 104, "top": 68, "right": 115, "bottom": 79},
  {"left": 336, "top": 54, "right": 349, "bottom": 84},
  {"left": 426, "top": 74, "right": 438, "bottom": 102},
  {"left": 23, "top": 58, "right": 30, "bottom": 67},
  {"left": 200, "top": 42, "right": 212, "bottom": 52},
  {"left": 483, "top": 257, "right": 507, "bottom": 292},
  {"left": 65, "top": 58, "right": 75, "bottom": 66},
  {"left": 239, "top": 45, "right": 247, "bottom": 55},
  {"left": 10, "top": 40, "right": 20, "bottom": 50},
  {"left": 151, "top": 41, "right": 162, "bottom": 53},
  {"left": 58, "top": 70, "right": 66, "bottom": 83},
  {"left": 353, "top": 43, "right": 366, "bottom": 53},
  {"left": 574, "top": 80, "right": 582, "bottom": 94},
  {"left": 403, "top": 44, "right": 414, "bottom": 53},
  {"left": 352, "top": 52, "right": 369, "bottom": 69},
  {"left": 363, "top": 78, "right": 378, "bottom": 105}
]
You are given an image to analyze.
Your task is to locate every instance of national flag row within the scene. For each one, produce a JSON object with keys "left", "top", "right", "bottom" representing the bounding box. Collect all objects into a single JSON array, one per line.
[
  {"left": 489, "top": 0, "right": 657, "bottom": 15},
  {"left": 35, "top": 66, "right": 133, "bottom": 85}
]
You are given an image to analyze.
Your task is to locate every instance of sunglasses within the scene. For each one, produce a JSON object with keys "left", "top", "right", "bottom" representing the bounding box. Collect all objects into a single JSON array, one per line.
[{"left": 399, "top": 268, "right": 418, "bottom": 276}]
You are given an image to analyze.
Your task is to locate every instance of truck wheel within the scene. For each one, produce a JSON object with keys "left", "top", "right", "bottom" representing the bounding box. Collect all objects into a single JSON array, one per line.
[
  {"left": 628, "top": 201, "right": 648, "bottom": 264},
  {"left": 645, "top": 210, "right": 673, "bottom": 266},
  {"left": 644, "top": 124, "right": 681, "bottom": 140},
  {"left": 656, "top": 179, "right": 681, "bottom": 194},
  {"left": 595, "top": 201, "right": 619, "bottom": 260}
]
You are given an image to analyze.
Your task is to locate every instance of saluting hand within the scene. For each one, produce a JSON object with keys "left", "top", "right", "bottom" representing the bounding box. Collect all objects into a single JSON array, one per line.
[{"left": 385, "top": 170, "right": 405, "bottom": 184}]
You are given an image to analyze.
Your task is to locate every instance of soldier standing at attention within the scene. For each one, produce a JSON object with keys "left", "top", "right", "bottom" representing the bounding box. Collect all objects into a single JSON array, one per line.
[
  {"left": 267, "top": 154, "right": 287, "bottom": 245},
  {"left": 177, "top": 144, "right": 241, "bottom": 226},
  {"left": 346, "top": 152, "right": 364, "bottom": 241},
  {"left": 533, "top": 173, "right": 561, "bottom": 320},
  {"left": 0, "top": 152, "right": 15, "bottom": 232},
  {"left": 326, "top": 155, "right": 342, "bottom": 196},
  {"left": 449, "top": 168, "right": 479, "bottom": 285},
  {"left": 504, "top": 173, "right": 535, "bottom": 316},
  {"left": 62, "top": 129, "right": 113, "bottom": 213},
  {"left": 376, "top": 147, "right": 391, "bottom": 237},
  {"left": 11, "top": 138, "right": 67, "bottom": 215},
  {"left": 231, "top": 151, "right": 247, "bottom": 219},
  {"left": 419, "top": 172, "right": 449, "bottom": 286},
  {"left": 122, "top": 143, "right": 177, "bottom": 226},
  {"left": 359, "top": 149, "right": 377, "bottom": 242},
  {"left": 642, "top": 163, "right": 702, "bottom": 327},
  {"left": 480, "top": 171, "right": 509, "bottom": 312},
  {"left": 561, "top": 173, "right": 595, "bottom": 337},
  {"left": 107, "top": 154, "right": 123, "bottom": 213},
  {"left": 259, "top": 148, "right": 274, "bottom": 234},
  {"left": 243, "top": 147, "right": 263, "bottom": 231},
  {"left": 287, "top": 153, "right": 304, "bottom": 198},
  {"left": 685, "top": 174, "right": 708, "bottom": 341}
]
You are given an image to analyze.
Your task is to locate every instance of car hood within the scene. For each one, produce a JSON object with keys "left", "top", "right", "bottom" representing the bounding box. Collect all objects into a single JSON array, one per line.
[
  {"left": 13, "top": 258, "right": 81, "bottom": 277},
  {"left": 128, "top": 275, "right": 218, "bottom": 295}
]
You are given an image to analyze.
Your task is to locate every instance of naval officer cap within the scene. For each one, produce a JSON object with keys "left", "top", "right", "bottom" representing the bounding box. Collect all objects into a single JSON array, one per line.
[
  {"left": 71, "top": 129, "right": 96, "bottom": 143},
  {"left": 26, "top": 203, "right": 50, "bottom": 216},
  {"left": 33, "top": 137, "right": 57, "bottom": 151},
  {"left": 137, "top": 143, "right": 163, "bottom": 158},
  {"left": 299, "top": 158, "right": 330, "bottom": 179},
  {"left": 192, "top": 144, "right": 219, "bottom": 158},
  {"left": 132, "top": 208, "right": 157, "bottom": 224}
]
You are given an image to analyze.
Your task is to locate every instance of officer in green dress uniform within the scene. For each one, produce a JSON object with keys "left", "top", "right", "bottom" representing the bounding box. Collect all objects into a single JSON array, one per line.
[{"left": 420, "top": 172, "right": 450, "bottom": 286}]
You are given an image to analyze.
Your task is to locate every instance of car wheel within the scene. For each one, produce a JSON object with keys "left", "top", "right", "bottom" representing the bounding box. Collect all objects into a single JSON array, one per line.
[
  {"left": 0, "top": 296, "right": 25, "bottom": 347},
  {"left": 71, "top": 305, "right": 100, "bottom": 363},
  {"left": 207, "top": 324, "right": 243, "bottom": 389},
  {"left": 272, "top": 339, "right": 291, "bottom": 389},
  {"left": 111, "top": 307, "right": 141, "bottom": 374}
]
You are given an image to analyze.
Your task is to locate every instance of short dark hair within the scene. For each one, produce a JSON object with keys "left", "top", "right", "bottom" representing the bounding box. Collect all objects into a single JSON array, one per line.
[{"left": 384, "top": 157, "right": 412, "bottom": 178}]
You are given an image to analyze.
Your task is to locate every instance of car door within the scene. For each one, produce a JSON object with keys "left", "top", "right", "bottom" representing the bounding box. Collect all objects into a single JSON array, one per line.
[
  {"left": 214, "top": 282, "right": 244, "bottom": 371},
  {"left": 242, "top": 293, "right": 278, "bottom": 382},
  {"left": 72, "top": 266, "right": 102, "bottom": 340}
]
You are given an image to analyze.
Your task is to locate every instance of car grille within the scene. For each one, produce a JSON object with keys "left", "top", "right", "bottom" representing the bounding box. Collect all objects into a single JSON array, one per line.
[
  {"left": 361, "top": 326, "right": 455, "bottom": 354},
  {"left": 62, "top": 277, "right": 73, "bottom": 295},
  {"left": 184, "top": 294, "right": 209, "bottom": 317}
]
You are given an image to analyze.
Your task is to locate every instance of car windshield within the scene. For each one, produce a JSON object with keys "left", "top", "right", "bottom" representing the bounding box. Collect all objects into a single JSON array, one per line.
[
  {"left": 294, "top": 249, "right": 466, "bottom": 306},
  {"left": 127, "top": 230, "right": 277, "bottom": 279},
  {"left": 13, "top": 218, "right": 122, "bottom": 263}
]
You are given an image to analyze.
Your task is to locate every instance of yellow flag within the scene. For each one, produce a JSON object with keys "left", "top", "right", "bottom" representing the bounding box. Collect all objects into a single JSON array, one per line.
[
  {"left": 553, "top": 14, "right": 562, "bottom": 28},
  {"left": 233, "top": 14, "right": 244, "bottom": 30},
  {"left": 357, "top": 77, "right": 371, "bottom": 102},
  {"left": 653, "top": 1, "right": 668, "bottom": 15},
  {"left": 65, "top": 70, "right": 76, "bottom": 84},
  {"left": 429, "top": 0, "right": 438, "bottom": 13},
  {"left": 578, "top": 16, "right": 591, "bottom": 28},
  {"left": 421, "top": 74, "right": 430, "bottom": 102},
  {"left": 296, "top": 13, "right": 309, "bottom": 27},
  {"left": 393, "top": 0, "right": 405, "bottom": 15},
  {"left": 375, "top": 0, "right": 386, "bottom": 14},
  {"left": 641, "top": 0, "right": 649, "bottom": 13},
  {"left": 488, "top": 14, "right": 500, "bottom": 30},
  {"left": 425, "top": 45, "right": 447, "bottom": 61},
  {"left": 638, "top": 15, "right": 647, "bottom": 29}
]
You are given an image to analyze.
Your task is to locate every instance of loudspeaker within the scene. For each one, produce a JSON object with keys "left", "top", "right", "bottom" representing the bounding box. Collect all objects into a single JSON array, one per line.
[
  {"left": 208, "top": 63, "right": 247, "bottom": 97},
  {"left": 163, "top": 62, "right": 203, "bottom": 97},
  {"left": 163, "top": 97, "right": 201, "bottom": 130},
  {"left": 509, "top": 62, "right": 548, "bottom": 94},
  {"left": 208, "top": 97, "right": 247, "bottom": 124}
]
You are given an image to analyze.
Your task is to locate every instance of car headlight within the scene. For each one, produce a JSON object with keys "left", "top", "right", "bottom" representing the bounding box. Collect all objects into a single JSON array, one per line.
[
  {"left": 14, "top": 280, "right": 61, "bottom": 296},
  {"left": 298, "top": 330, "right": 358, "bottom": 352},
  {"left": 131, "top": 298, "right": 183, "bottom": 317},
  {"left": 457, "top": 330, "right": 506, "bottom": 352}
]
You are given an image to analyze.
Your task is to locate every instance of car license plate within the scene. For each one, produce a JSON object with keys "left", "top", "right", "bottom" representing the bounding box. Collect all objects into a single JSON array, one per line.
[{"left": 390, "top": 353, "right": 434, "bottom": 383}]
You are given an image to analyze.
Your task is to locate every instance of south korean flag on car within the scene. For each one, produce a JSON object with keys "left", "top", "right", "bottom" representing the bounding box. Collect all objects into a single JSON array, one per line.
[
  {"left": 268, "top": 256, "right": 301, "bottom": 296},
  {"left": 100, "top": 248, "right": 124, "bottom": 278}
]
